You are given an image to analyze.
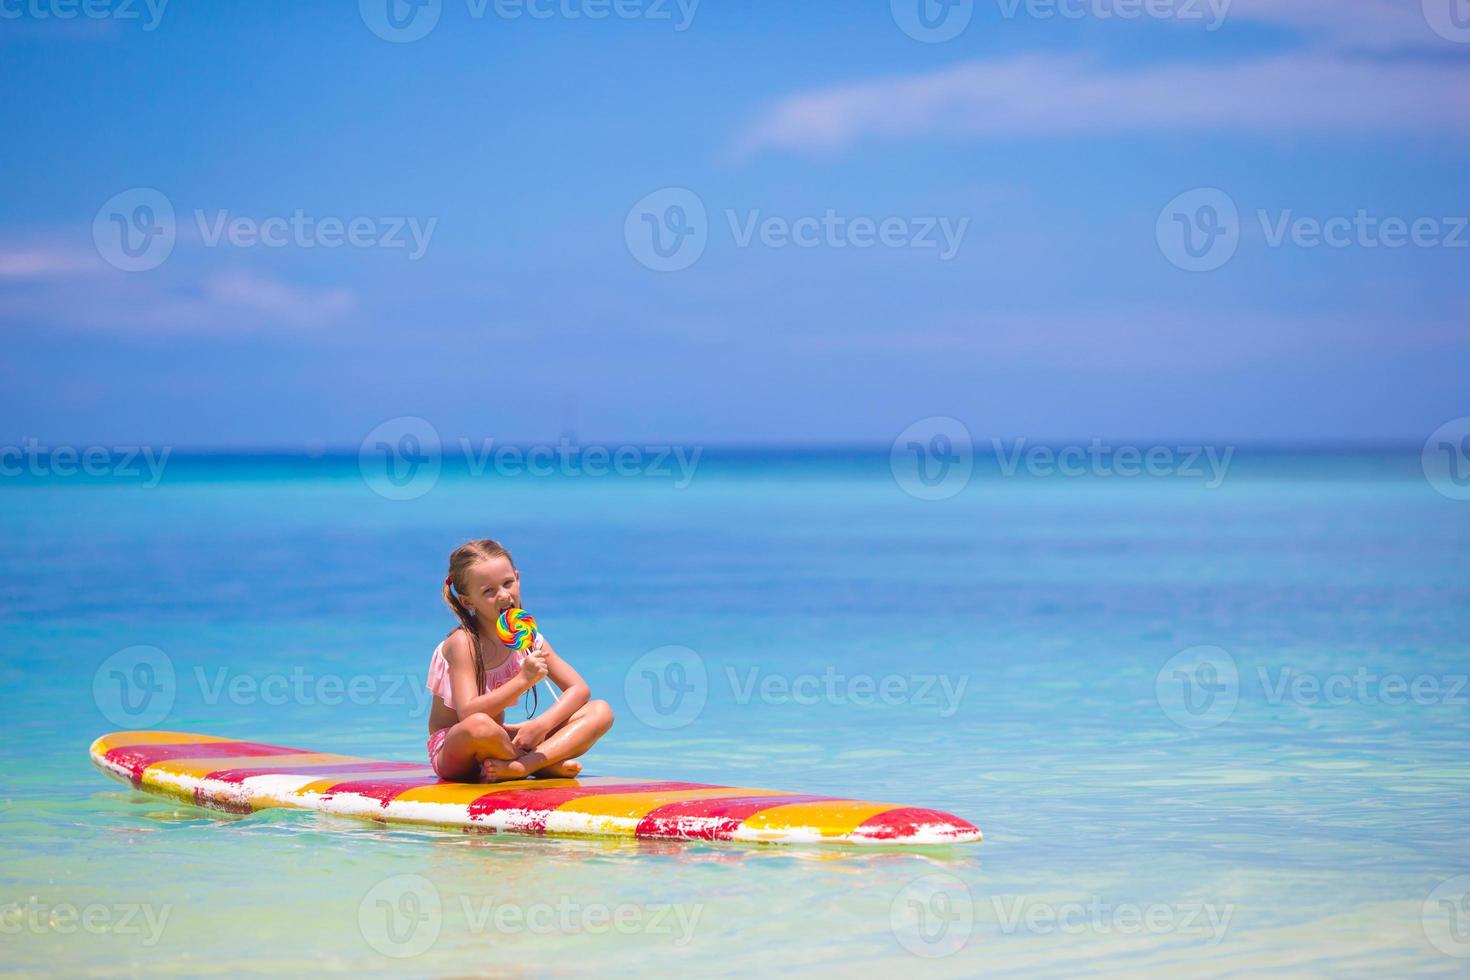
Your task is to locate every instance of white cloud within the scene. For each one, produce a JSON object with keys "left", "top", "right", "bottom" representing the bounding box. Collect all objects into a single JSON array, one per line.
[
  {"left": 0, "top": 248, "right": 100, "bottom": 279},
  {"left": 0, "top": 247, "right": 355, "bottom": 334},
  {"left": 737, "top": 52, "right": 1470, "bottom": 155}
]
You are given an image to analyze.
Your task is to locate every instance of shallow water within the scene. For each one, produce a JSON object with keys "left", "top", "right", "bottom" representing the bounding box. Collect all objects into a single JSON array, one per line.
[{"left": 2, "top": 450, "right": 1468, "bottom": 976}]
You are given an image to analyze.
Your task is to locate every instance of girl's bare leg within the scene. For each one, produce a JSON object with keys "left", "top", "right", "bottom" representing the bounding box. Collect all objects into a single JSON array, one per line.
[
  {"left": 481, "top": 700, "right": 614, "bottom": 781},
  {"left": 434, "top": 714, "right": 516, "bottom": 779}
]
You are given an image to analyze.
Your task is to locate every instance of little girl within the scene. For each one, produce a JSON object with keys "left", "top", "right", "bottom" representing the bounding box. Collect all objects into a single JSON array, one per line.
[{"left": 426, "top": 538, "right": 614, "bottom": 782}]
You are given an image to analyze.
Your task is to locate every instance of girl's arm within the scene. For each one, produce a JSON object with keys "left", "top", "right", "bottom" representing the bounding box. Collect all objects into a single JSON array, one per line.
[
  {"left": 443, "top": 631, "right": 540, "bottom": 720},
  {"left": 513, "top": 638, "right": 590, "bottom": 742}
]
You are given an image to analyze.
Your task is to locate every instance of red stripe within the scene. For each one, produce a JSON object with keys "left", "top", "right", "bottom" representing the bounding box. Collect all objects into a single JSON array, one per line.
[
  {"left": 851, "top": 807, "right": 980, "bottom": 841},
  {"left": 468, "top": 781, "right": 707, "bottom": 834},
  {"left": 318, "top": 776, "right": 448, "bottom": 805},
  {"left": 205, "top": 762, "right": 435, "bottom": 784},
  {"left": 634, "top": 794, "right": 834, "bottom": 841},
  {"left": 104, "top": 740, "right": 302, "bottom": 785}
]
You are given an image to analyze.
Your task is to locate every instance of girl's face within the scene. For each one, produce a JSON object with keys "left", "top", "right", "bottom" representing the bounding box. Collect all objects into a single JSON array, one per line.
[{"left": 460, "top": 556, "right": 521, "bottom": 624}]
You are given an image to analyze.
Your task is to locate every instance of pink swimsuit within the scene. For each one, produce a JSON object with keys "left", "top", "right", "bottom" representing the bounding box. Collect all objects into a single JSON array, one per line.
[{"left": 425, "top": 635, "right": 540, "bottom": 779}]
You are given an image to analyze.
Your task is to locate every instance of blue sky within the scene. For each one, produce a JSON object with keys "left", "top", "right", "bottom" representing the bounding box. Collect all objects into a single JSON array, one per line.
[{"left": 2, "top": 0, "right": 1467, "bottom": 447}]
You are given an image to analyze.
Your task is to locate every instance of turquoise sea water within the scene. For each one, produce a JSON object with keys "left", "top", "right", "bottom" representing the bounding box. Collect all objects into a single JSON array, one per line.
[{"left": 2, "top": 449, "right": 1468, "bottom": 976}]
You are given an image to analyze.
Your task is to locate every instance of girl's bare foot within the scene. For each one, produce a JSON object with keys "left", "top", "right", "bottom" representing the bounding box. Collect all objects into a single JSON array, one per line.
[
  {"left": 480, "top": 758, "right": 531, "bottom": 783},
  {"left": 532, "top": 760, "right": 583, "bottom": 779}
]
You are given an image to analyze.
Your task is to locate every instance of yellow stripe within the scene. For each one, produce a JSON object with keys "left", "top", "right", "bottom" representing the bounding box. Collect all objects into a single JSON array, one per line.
[
  {"left": 91, "top": 731, "right": 236, "bottom": 755},
  {"left": 561, "top": 787, "right": 799, "bottom": 821},
  {"left": 739, "top": 800, "right": 897, "bottom": 837}
]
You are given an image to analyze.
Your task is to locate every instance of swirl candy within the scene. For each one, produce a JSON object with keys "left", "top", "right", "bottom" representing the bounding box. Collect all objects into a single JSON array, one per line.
[{"left": 495, "top": 607, "right": 538, "bottom": 652}]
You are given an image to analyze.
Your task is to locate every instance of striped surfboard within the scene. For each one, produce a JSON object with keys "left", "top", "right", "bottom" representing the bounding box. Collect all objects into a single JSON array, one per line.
[{"left": 90, "top": 731, "right": 981, "bottom": 846}]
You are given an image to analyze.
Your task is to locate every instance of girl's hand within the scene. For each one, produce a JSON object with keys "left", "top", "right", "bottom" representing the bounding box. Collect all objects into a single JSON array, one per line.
[
  {"left": 519, "top": 649, "right": 548, "bottom": 686},
  {"left": 511, "top": 719, "right": 550, "bottom": 752}
]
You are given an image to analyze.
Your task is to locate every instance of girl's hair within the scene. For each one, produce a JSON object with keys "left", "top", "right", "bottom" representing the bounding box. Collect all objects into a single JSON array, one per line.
[{"left": 442, "top": 538, "right": 538, "bottom": 716}]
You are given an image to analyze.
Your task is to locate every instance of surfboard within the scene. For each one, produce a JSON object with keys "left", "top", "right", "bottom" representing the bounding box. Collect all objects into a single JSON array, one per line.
[{"left": 89, "top": 731, "right": 981, "bottom": 846}]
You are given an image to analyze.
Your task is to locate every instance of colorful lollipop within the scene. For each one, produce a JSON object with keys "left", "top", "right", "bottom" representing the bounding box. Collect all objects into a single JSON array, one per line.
[{"left": 496, "top": 607, "right": 538, "bottom": 652}]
